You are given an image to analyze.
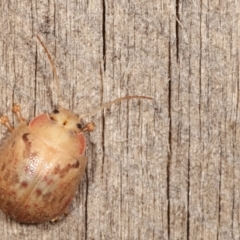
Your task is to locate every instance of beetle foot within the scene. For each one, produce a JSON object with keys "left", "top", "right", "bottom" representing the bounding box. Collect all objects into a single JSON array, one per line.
[
  {"left": 64, "top": 209, "right": 69, "bottom": 215},
  {"left": 82, "top": 122, "right": 95, "bottom": 132},
  {"left": 12, "top": 103, "right": 26, "bottom": 123},
  {"left": 50, "top": 211, "right": 68, "bottom": 223},
  {"left": 50, "top": 217, "right": 59, "bottom": 223},
  {"left": 0, "top": 116, "right": 14, "bottom": 132}
]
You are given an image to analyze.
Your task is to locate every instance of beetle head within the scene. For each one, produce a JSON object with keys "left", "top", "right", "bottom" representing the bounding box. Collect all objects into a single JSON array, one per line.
[{"left": 50, "top": 108, "right": 82, "bottom": 133}]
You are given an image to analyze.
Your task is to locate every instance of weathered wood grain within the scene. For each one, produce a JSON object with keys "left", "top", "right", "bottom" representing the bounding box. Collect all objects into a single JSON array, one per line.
[{"left": 0, "top": 0, "right": 239, "bottom": 240}]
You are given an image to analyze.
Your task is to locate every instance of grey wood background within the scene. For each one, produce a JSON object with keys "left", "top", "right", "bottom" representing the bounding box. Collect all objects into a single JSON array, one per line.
[{"left": 0, "top": 0, "right": 239, "bottom": 239}]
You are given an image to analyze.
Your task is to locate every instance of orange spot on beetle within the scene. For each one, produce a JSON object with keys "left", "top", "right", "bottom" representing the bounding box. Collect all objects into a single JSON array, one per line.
[
  {"left": 76, "top": 133, "right": 86, "bottom": 155},
  {"left": 29, "top": 114, "right": 50, "bottom": 128}
]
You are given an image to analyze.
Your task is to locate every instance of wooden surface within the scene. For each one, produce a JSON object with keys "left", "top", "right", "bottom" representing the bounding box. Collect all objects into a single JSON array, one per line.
[{"left": 0, "top": 0, "right": 239, "bottom": 239}]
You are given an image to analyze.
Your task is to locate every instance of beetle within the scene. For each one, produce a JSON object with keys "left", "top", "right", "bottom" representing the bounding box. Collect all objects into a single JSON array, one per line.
[{"left": 0, "top": 36, "right": 152, "bottom": 223}]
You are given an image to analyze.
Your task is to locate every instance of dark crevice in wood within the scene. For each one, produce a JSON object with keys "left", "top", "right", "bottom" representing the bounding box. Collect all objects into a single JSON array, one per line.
[
  {"left": 101, "top": 115, "right": 105, "bottom": 174},
  {"left": 53, "top": 1, "right": 56, "bottom": 38},
  {"left": 167, "top": 0, "right": 181, "bottom": 238},
  {"left": 167, "top": 25, "right": 172, "bottom": 240},
  {"left": 176, "top": 0, "right": 179, "bottom": 62},
  {"left": 199, "top": 0, "right": 203, "bottom": 237},
  {"left": 100, "top": 63, "right": 105, "bottom": 176},
  {"left": 102, "top": 0, "right": 106, "bottom": 71},
  {"left": 100, "top": 0, "right": 106, "bottom": 184},
  {"left": 217, "top": 139, "right": 223, "bottom": 240},
  {"left": 100, "top": 4, "right": 106, "bottom": 239},
  {"left": 232, "top": 52, "right": 240, "bottom": 239},
  {"left": 30, "top": 0, "right": 34, "bottom": 38},
  {"left": 186, "top": 2, "right": 190, "bottom": 239}
]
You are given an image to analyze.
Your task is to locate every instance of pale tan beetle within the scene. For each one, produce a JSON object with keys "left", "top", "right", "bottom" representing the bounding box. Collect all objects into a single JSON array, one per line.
[{"left": 0, "top": 36, "right": 152, "bottom": 223}]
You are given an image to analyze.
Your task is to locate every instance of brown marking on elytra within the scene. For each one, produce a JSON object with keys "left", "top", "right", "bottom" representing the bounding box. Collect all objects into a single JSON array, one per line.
[
  {"left": 59, "top": 164, "right": 71, "bottom": 178},
  {"left": 50, "top": 196, "right": 58, "bottom": 205},
  {"left": 0, "top": 188, "right": 7, "bottom": 198},
  {"left": 36, "top": 189, "right": 42, "bottom": 196},
  {"left": 33, "top": 203, "right": 38, "bottom": 208},
  {"left": 58, "top": 195, "right": 65, "bottom": 203},
  {"left": 22, "top": 133, "right": 30, "bottom": 143},
  {"left": 53, "top": 164, "right": 61, "bottom": 174},
  {"left": 43, "top": 176, "right": 54, "bottom": 185},
  {"left": 1, "top": 163, "right": 6, "bottom": 171},
  {"left": 6, "top": 200, "right": 13, "bottom": 208},
  {"left": 72, "top": 160, "right": 79, "bottom": 168},
  {"left": 21, "top": 181, "right": 28, "bottom": 188},
  {"left": 42, "top": 192, "right": 52, "bottom": 202},
  {"left": 8, "top": 190, "right": 16, "bottom": 197},
  {"left": 50, "top": 160, "right": 80, "bottom": 179},
  {"left": 48, "top": 179, "right": 54, "bottom": 185},
  {"left": 3, "top": 170, "right": 10, "bottom": 181},
  {"left": 55, "top": 161, "right": 79, "bottom": 177},
  {"left": 10, "top": 173, "right": 19, "bottom": 184},
  {"left": 22, "top": 133, "right": 32, "bottom": 158}
]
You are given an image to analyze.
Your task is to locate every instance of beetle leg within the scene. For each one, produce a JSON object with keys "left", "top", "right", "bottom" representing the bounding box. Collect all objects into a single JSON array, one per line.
[
  {"left": 64, "top": 210, "right": 69, "bottom": 215},
  {"left": 50, "top": 208, "right": 69, "bottom": 223},
  {"left": 82, "top": 122, "right": 95, "bottom": 132},
  {"left": 50, "top": 218, "right": 58, "bottom": 223},
  {"left": 12, "top": 103, "right": 26, "bottom": 123},
  {"left": 0, "top": 116, "right": 14, "bottom": 132}
]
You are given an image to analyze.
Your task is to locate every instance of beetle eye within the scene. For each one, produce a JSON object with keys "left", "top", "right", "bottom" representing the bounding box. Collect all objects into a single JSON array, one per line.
[
  {"left": 77, "top": 123, "right": 82, "bottom": 129},
  {"left": 53, "top": 109, "right": 59, "bottom": 114}
]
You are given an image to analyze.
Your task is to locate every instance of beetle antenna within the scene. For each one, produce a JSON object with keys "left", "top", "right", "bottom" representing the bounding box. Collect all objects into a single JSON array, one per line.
[
  {"left": 36, "top": 35, "right": 63, "bottom": 107},
  {"left": 79, "top": 95, "right": 153, "bottom": 119}
]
